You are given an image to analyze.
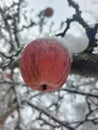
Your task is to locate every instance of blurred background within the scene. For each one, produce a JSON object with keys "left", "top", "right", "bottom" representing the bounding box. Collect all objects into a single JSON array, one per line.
[{"left": 0, "top": 0, "right": 98, "bottom": 130}]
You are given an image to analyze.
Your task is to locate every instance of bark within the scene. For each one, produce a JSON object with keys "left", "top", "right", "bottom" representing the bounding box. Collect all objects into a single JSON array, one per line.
[{"left": 71, "top": 53, "right": 98, "bottom": 77}]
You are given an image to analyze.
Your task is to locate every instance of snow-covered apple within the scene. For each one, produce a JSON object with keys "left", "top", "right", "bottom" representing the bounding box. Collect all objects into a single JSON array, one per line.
[{"left": 20, "top": 37, "right": 71, "bottom": 92}]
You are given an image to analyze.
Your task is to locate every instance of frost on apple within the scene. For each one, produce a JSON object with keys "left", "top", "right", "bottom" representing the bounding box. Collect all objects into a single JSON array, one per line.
[{"left": 20, "top": 37, "right": 71, "bottom": 92}]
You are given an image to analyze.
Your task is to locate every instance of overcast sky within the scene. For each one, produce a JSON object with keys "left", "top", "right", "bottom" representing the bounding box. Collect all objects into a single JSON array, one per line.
[
  {"left": 24, "top": 0, "right": 98, "bottom": 31},
  {"left": 1, "top": 0, "right": 98, "bottom": 25},
  {"left": 1, "top": 0, "right": 98, "bottom": 33},
  {"left": 0, "top": 0, "right": 98, "bottom": 51}
]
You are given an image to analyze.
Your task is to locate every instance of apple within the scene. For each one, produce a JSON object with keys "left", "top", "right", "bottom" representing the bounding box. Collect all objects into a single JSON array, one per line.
[
  {"left": 44, "top": 7, "right": 54, "bottom": 17},
  {"left": 20, "top": 37, "right": 71, "bottom": 92},
  {"left": 5, "top": 73, "right": 11, "bottom": 78}
]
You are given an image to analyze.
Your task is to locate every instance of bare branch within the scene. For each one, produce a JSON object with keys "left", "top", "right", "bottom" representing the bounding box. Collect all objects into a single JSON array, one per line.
[{"left": 25, "top": 99, "right": 75, "bottom": 130}]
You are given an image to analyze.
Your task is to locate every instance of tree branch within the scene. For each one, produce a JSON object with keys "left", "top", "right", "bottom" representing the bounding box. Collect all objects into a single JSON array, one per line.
[
  {"left": 56, "top": 0, "right": 98, "bottom": 53},
  {"left": 71, "top": 53, "right": 98, "bottom": 77},
  {"left": 61, "top": 88, "right": 98, "bottom": 98},
  {"left": 25, "top": 100, "right": 75, "bottom": 130}
]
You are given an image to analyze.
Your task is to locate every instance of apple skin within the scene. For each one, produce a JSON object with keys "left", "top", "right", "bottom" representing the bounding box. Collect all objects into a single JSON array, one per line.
[{"left": 20, "top": 38, "right": 71, "bottom": 92}]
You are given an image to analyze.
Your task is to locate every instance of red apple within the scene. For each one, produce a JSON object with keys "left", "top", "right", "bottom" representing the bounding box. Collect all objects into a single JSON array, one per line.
[
  {"left": 20, "top": 38, "right": 71, "bottom": 92},
  {"left": 44, "top": 7, "right": 54, "bottom": 17},
  {"left": 5, "top": 73, "right": 11, "bottom": 78}
]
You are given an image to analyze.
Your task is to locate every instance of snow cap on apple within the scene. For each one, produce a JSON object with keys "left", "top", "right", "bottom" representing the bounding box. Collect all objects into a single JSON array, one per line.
[
  {"left": 20, "top": 36, "right": 71, "bottom": 92},
  {"left": 63, "top": 33, "right": 89, "bottom": 53}
]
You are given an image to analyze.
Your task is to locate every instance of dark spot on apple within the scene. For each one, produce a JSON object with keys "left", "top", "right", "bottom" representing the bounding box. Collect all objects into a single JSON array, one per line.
[{"left": 41, "top": 84, "right": 47, "bottom": 90}]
